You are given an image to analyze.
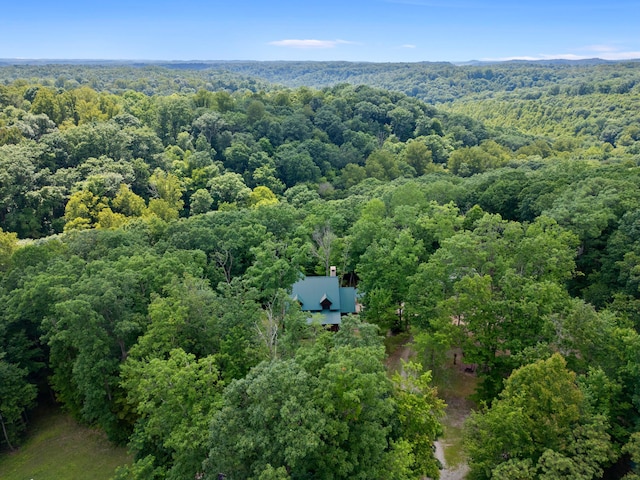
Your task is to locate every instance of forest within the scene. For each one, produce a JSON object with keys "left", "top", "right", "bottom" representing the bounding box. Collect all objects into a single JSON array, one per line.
[{"left": 1, "top": 60, "right": 640, "bottom": 479}]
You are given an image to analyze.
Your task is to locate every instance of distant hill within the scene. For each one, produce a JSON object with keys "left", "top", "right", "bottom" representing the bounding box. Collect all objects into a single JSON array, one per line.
[{"left": 1, "top": 59, "right": 639, "bottom": 103}]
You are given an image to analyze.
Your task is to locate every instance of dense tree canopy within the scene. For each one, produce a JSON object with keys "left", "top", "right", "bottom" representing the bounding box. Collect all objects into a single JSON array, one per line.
[{"left": 2, "top": 60, "right": 640, "bottom": 479}]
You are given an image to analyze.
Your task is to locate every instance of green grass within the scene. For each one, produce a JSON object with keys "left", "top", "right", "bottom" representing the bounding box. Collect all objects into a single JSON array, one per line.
[
  {"left": 384, "top": 331, "right": 412, "bottom": 375},
  {"left": 383, "top": 331, "right": 411, "bottom": 354},
  {"left": 0, "top": 408, "right": 131, "bottom": 480},
  {"left": 386, "top": 337, "right": 477, "bottom": 471},
  {"left": 435, "top": 356, "right": 479, "bottom": 400},
  {"left": 433, "top": 351, "right": 478, "bottom": 470},
  {"left": 441, "top": 423, "right": 467, "bottom": 468}
]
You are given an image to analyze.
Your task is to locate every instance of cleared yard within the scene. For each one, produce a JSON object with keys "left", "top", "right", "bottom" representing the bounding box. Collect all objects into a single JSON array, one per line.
[
  {"left": 0, "top": 407, "right": 131, "bottom": 480},
  {"left": 386, "top": 337, "right": 477, "bottom": 480}
]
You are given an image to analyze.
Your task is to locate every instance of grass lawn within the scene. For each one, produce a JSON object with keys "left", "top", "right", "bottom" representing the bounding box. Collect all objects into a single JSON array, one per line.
[
  {"left": 434, "top": 349, "right": 478, "bottom": 469},
  {"left": 385, "top": 335, "right": 477, "bottom": 471},
  {"left": 384, "top": 331, "right": 412, "bottom": 374},
  {"left": 0, "top": 407, "right": 131, "bottom": 480}
]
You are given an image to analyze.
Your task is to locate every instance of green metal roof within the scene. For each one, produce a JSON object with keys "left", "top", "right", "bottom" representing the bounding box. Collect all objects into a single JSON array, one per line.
[
  {"left": 310, "top": 310, "right": 342, "bottom": 325},
  {"left": 291, "top": 276, "right": 341, "bottom": 312},
  {"left": 339, "top": 287, "right": 357, "bottom": 314},
  {"left": 291, "top": 276, "right": 358, "bottom": 325}
]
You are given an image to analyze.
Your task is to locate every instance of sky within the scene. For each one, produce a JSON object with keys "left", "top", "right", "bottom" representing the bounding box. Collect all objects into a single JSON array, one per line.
[{"left": 2, "top": 0, "right": 640, "bottom": 62}]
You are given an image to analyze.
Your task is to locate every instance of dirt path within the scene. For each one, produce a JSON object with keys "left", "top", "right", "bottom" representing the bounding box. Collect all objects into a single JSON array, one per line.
[
  {"left": 435, "top": 440, "right": 469, "bottom": 480},
  {"left": 386, "top": 338, "right": 474, "bottom": 480},
  {"left": 434, "top": 390, "right": 473, "bottom": 479},
  {"left": 434, "top": 355, "right": 477, "bottom": 480},
  {"left": 384, "top": 333, "right": 413, "bottom": 374}
]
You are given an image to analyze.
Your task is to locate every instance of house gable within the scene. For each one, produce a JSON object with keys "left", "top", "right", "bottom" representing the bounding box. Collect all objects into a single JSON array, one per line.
[{"left": 291, "top": 275, "right": 358, "bottom": 326}]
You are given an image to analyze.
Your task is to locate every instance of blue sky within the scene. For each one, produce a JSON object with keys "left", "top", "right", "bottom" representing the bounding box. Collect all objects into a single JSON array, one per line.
[{"left": 2, "top": 0, "right": 640, "bottom": 62}]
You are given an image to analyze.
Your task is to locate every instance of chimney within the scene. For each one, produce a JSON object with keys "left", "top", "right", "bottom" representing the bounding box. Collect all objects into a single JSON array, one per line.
[{"left": 330, "top": 266, "right": 337, "bottom": 277}]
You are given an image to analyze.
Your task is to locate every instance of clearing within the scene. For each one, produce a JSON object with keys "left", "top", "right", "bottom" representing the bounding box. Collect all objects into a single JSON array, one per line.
[
  {"left": 386, "top": 336, "right": 477, "bottom": 480},
  {"left": 0, "top": 407, "right": 131, "bottom": 480}
]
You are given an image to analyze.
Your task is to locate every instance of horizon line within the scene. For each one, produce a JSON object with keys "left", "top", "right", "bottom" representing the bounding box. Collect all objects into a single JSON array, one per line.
[{"left": 3, "top": 57, "right": 640, "bottom": 64}]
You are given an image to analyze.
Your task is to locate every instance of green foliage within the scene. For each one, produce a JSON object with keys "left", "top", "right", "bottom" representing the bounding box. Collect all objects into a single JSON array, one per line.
[
  {"left": 623, "top": 432, "right": 640, "bottom": 479},
  {"left": 112, "top": 184, "right": 146, "bottom": 217},
  {"left": 403, "top": 139, "right": 434, "bottom": 175},
  {"left": 448, "top": 140, "right": 511, "bottom": 176},
  {"left": 208, "top": 171, "right": 251, "bottom": 208},
  {"left": 365, "top": 149, "right": 401, "bottom": 181},
  {"left": 64, "top": 189, "right": 108, "bottom": 230},
  {"left": 4, "top": 62, "right": 640, "bottom": 479},
  {"left": 392, "top": 362, "right": 446, "bottom": 479},
  {"left": 149, "top": 169, "right": 184, "bottom": 211},
  {"left": 249, "top": 185, "right": 278, "bottom": 208},
  {"left": 358, "top": 229, "right": 423, "bottom": 331},
  {"left": 465, "top": 354, "right": 613, "bottom": 480},
  {"left": 37, "top": 243, "right": 207, "bottom": 442},
  {"left": 408, "top": 213, "right": 578, "bottom": 398},
  {"left": 121, "top": 349, "right": 223, "bottom": 480},
  {"left": 204, "top": 319, "right": 444, "bottom": 480},
  {"left": 3, "top": 63, "right": 638, "bottom": 240},
  {"left": 0, "top": 227, "right": 18, "bottom": 271},
  {"left": 0, "top": 353, "right": 38, "bottom": 449},
  {"left": 552, "top": 299, "right": 640, "bottom": 444}
]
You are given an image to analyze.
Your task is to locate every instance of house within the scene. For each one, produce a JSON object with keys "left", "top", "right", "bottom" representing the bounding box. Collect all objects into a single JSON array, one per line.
[{"left": 291, "top": 267, "right": 358, "bottom": 327}]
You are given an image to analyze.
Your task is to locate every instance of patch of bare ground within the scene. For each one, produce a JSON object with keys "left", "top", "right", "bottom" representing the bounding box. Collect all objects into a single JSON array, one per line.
[
  {"left": 384, "top": 331, "right": 413, "bottom": 374},
  {"left": 432, "top": 348, "right": 477, "bottom": 480},
  {"left": 386, "top": 338, "right": 476, "bottom": 480}
]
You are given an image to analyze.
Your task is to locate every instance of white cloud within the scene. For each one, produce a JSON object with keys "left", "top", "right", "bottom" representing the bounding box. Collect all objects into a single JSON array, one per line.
[
  {"left": 269, "top": 39, "right": 354, "bottom": 49},
  {"left": 401, "top": 44, "right": 417, "bottom": 49}
]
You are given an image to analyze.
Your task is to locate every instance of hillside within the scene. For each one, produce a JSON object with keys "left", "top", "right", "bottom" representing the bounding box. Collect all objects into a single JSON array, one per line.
[
  {"left": 2, "top": 62, "right": 640, "bottom": 479},
  {"left": 2, "top": 59, "right": 639, "bottom": 103}
]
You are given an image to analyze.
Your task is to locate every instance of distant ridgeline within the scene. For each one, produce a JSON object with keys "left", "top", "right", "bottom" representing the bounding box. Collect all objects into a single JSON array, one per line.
[{"left": 1, "top": 58, "right": 639, "bottom": 101}]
